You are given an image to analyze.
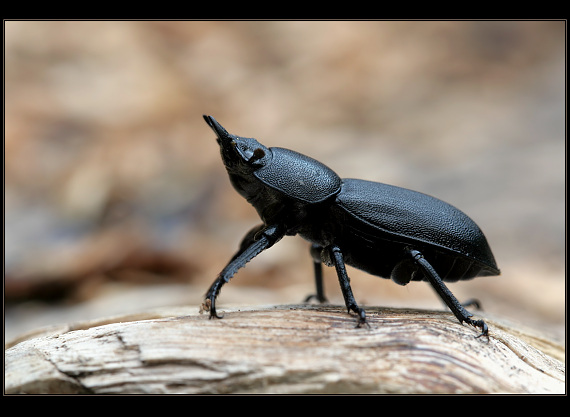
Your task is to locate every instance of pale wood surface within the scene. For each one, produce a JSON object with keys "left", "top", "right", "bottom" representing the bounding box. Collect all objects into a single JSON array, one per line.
[{"left": 5, "top": 304, "right": 565, "bottom": 394}]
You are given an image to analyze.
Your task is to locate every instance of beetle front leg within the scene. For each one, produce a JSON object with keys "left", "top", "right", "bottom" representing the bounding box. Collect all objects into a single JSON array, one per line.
[
  {"left": 328, "top": 245, "right": 367, "bottom": 327},
  {"left": 201, "top": 223, "right": 285, "bottom": 319},
  {"left": 407, "top": 248, "right": 488, "bottom": 338}
]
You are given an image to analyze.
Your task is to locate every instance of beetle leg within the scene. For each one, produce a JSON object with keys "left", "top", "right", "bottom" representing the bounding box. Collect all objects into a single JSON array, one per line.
[
  {"left": 304, "top": 244, "right": 328, "bottom": 303},
  {"left": 202, "top": 223, "right": 285, "bottom": 319},
  {"left": 328, "top": 245, "right": 367, "bottom": 327},
  {"left": 407, "top": 248, "right": 488, "bottom": 338}
]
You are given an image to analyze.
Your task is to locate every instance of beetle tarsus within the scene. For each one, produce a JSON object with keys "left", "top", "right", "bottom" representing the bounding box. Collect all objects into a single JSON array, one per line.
[
  {"left": 465, "top": 317, "right": 489, "bottom": 339},
  {"left": 210, "top": 309, "right": 224, "bottom": 320},
  {"left": 209, "top": 299, "right": 225, "bottom": 319},
  {"left": 355, "top": 308, "right": 369, "bottom": 328}
]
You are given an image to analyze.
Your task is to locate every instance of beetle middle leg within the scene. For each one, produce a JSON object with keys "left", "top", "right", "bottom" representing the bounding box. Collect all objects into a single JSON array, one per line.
[
  {"left": 327, "top": 244, "right": 367, "bottom": 327},
  {"left": 201, "top": 223, "right": 285, "bottom": 319},
  {"left": 406, "top": 248, "right": 488, "bottom": 337},
  {"left": 304, "top": 244, "right": 328, "bottom": 303}
]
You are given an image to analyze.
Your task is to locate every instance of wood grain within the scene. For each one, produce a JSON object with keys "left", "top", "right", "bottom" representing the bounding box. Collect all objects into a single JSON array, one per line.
[{"left": 5, "top": 304, "right": 565, "bottom": 394}]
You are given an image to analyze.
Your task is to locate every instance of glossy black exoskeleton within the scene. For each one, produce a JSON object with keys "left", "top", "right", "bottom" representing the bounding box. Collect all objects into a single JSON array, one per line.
[{"left": 201, "top": 115, "right": 500, "bottom": 336}]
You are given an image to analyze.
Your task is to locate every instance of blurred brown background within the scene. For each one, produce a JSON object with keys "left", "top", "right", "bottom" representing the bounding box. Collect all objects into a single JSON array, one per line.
[{"left": 5, "top": 21, "right": 565, "bottom": 342}]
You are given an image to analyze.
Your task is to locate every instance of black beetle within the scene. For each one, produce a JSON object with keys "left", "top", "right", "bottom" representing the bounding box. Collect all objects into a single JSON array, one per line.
[{"left": 201, "top": 115, "right": 499, "bottom": 337}]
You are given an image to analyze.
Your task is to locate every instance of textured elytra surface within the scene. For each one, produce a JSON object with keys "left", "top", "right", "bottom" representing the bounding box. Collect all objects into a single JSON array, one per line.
[{"left": 336, "top": 179, "right": 498, "bottom": 270}]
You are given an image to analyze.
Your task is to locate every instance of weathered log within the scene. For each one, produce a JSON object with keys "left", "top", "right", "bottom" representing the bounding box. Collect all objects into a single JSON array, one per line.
[{"left": 4, "top": 304, "right": 565, "bottom": 394}]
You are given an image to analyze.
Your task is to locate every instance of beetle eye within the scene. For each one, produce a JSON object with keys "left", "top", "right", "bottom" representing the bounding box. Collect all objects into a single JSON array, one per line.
[
  {"left": 240, "top": 147, "right": 265, "bottom": 165},
  {"left": 248, "top": 148, "right": 265, "bottom": 164}
]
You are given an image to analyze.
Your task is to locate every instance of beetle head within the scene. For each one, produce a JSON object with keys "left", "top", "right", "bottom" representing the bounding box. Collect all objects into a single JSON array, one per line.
[
  {"left": 204, "top": 115, "right": 274, "bottom": 203},
  {"left": 204, "top": 115, "right": 271, "bottom": 172},
  {"left": 204, "top": 115, "right": 342, "bottom": 221}
]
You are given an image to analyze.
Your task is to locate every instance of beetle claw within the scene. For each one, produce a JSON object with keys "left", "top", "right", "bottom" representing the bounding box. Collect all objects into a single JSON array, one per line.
[
  {"left": 465, "top": 317, "right": 489, "bottom": 340},
  {"left": 354, "top": 308, "right": 369, "bottom": 328},
  {"left": 210, "top": 311, "right": 225, "bottom": 319}
]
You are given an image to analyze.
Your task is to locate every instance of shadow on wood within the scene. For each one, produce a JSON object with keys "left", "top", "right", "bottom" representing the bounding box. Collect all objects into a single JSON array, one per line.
[{"left": 5, "top": 304, "right": 565, "bottom": 394}]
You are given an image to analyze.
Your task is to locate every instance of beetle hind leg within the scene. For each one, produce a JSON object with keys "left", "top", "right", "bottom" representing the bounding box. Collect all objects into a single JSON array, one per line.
[{"left": 406, "top": 248, "right": 488, "bottom": 338}]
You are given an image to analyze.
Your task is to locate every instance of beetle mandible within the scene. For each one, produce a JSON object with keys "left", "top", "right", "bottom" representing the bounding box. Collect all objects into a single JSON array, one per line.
[{"left": 201, "top": 115, "right": 500, "bottom": 337}]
